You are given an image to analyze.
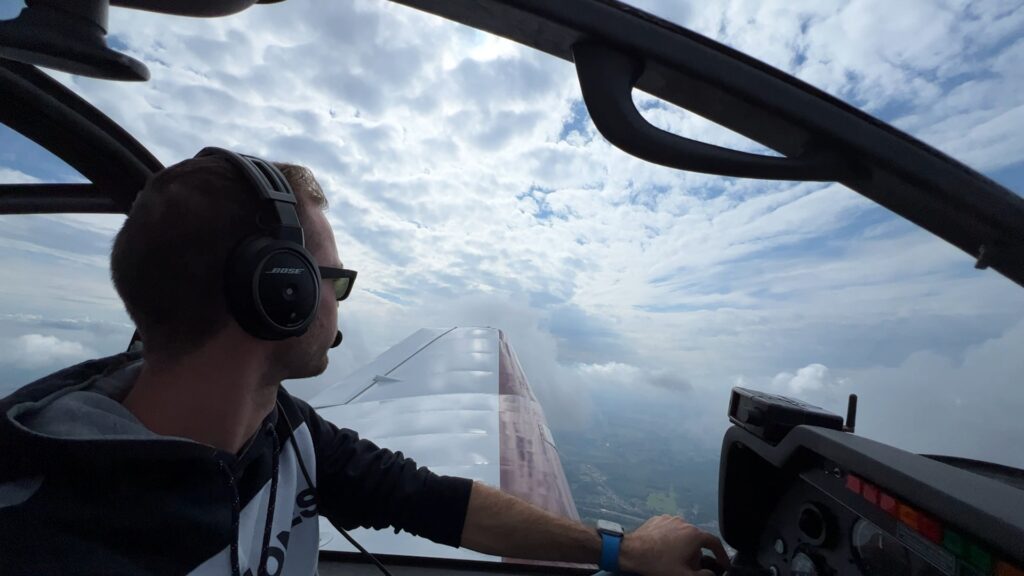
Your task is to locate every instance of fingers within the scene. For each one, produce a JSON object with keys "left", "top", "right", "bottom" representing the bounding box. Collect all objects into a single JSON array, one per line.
[
  {"left": 699, "top": 532, "right": 731, "bottom": 568},
  {"left": 688, "top": 550, "right": 702, "bottom": 570}
]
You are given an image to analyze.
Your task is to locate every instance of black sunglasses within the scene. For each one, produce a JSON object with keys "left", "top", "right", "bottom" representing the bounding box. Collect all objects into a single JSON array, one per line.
[{"left": 318, "top": 266, "right": 357, "bottom": 301}]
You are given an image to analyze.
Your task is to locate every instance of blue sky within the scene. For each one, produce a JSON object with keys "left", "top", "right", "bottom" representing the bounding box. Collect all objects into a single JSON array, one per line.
[{"left": 1, "top": 0, "right": 1023, "bottom": 467}]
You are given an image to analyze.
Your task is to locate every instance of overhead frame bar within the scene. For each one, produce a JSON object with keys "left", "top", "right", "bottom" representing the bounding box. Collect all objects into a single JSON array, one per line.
[
  {"left": 0, "top": 59, "right": 162, "bottom": 214},
  {"left": 0, "top": 184, "right": 120, "bottom": 214},
  {"left": 390, "top": 0, "right": 1024, "bottom": 287}
]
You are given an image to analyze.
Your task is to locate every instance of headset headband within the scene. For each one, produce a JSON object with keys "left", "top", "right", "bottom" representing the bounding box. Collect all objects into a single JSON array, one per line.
[{"left": 194, "top": 146, "right": 305, "bottom": 246}]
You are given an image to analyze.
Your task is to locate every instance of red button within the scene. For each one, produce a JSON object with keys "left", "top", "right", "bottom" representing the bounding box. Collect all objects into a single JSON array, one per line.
[
  {"left": 846, "top": 474, "right": 862, "bottom": 493},
  {"left": 879, "top": 492, "right": 898, "bottom": 515},
  {"left": 862, "top": 482, "right": 879, "bottom": 505},
  {"left": 918, "top": 514, "right": 942, "bottom": 543}
]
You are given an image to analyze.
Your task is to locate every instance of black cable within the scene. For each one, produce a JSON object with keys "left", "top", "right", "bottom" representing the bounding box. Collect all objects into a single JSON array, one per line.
[
  {"left": 278, "top": 403, "right": 394, "bottom": 576},
  {"left": 215, "top": 458, "right": 243, "bottom": 576},
  {"left": 336, "top": 525, "right": 395, "bottom": 576}
]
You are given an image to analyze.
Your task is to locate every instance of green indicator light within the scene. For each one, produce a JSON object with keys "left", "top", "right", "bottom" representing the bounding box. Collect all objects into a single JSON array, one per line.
[
  {"left": 943, "top": 531, "right": 965, "bottom": 556},
  {"left": 967, "top": 543, "right": 992, "bottom": 573}
]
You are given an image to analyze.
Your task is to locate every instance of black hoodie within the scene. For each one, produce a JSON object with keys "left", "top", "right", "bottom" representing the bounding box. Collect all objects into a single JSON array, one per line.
[{"left": 0, "top": 352, "right": 473, "bottom": 575}]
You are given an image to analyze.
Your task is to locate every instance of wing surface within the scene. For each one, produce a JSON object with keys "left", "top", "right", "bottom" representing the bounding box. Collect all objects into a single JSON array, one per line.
[{"left": 308, "top": 327, "right": 578, "bottom": 561}]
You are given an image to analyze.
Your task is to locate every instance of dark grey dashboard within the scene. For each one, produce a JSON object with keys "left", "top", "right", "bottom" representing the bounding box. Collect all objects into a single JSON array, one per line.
[
  {"left": 756, "top": 465, "right": 958, "bottom": 576},
  {"left": 720, "top": 421, "right": 1024, "bottom": 576}
]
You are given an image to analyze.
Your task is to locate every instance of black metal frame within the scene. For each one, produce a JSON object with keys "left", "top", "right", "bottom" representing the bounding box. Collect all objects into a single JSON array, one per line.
[
  {"left": 318, "top": 550, "right": 593, "bottom": 575},
  {"left": 0, "top": 183, "right": 116, "bottom": 214},
  {"left": 0, "top": 59, "right": 162, "bottom": 214}
]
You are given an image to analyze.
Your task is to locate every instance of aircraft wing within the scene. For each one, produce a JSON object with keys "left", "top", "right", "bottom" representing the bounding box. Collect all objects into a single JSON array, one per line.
[{"left": 305, "top": 327, "right": 579, "bottom": 561}]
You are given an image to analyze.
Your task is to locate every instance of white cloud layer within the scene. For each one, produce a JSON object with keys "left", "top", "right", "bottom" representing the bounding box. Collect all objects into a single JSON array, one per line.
[
  {"left": 0, "top": 334, "right": 97, "bottom": 371},
  {"left": 0, "top": 167, "right": 39, "bottom": 184},
  {"left": 748, "top": 316, "right": 1024, "bottom": 468},
  {"left": 771, "top": 363, "right": 845, "bottom": 395},
  {"left": 0, "top": 0, "right": 1022, "bottom": 472}
]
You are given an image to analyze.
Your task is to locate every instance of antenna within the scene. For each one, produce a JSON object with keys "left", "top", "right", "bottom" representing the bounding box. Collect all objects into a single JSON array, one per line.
[{"left": 844, "top": 394, "right": 858, "bottom": 433}]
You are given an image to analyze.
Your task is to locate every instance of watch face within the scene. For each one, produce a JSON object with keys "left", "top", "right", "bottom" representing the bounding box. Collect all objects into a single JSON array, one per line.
[{"left": 597, "top": 520, "right": 624, "bottom": 536}]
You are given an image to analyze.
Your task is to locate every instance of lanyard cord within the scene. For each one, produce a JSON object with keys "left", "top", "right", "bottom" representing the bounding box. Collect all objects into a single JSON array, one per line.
[{"left": 277, "top": 402, "right": 394, "bottom": 576}]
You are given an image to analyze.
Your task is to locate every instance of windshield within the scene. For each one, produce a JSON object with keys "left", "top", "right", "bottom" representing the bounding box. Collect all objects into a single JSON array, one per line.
[
  {"left": 1, "top": 0, "right": 1022, "bottom": 539},
  {"left": 0, "top": 125, "right": 132, "bottom": 392}
]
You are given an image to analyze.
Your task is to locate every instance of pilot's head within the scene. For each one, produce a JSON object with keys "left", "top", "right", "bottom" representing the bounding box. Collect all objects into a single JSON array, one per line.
[{"left": 110, "top": 154, "right": 341, "bottom": 380}]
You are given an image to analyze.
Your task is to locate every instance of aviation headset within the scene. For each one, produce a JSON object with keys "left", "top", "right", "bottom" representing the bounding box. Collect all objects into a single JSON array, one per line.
[{"left": 194, "top": 147, "right": 321, "bottom": 341}]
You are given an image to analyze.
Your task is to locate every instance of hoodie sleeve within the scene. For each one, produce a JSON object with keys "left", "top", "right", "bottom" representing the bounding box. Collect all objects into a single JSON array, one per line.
[{"left": 293, "top": 398, "right": 473, "bottom": 547}]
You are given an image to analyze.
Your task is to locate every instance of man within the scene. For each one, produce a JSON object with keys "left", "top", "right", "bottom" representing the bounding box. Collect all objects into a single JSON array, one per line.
[{"left": 0, "top": 151, "right": 728, "bottom": 575}]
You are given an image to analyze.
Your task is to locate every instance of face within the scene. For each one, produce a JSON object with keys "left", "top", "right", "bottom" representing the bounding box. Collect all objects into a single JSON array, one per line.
[{"left": 272, "top": 209, "right": 342, "bottom": 380}]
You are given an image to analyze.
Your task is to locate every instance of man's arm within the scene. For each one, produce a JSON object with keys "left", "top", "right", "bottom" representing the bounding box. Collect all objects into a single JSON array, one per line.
[
  {"left": 291, "top": 397, "right": 473, "bottom": 546},
  {"left": 461, "top": 482, "right": 729, "bottom": 576}
]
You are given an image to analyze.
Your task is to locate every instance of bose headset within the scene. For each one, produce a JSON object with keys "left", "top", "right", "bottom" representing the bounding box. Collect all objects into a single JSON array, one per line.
[
  {"left": 195, "top": 147, "right": 341, "bottom": 345},
  {"left": 126, "top": 148, "right": 344, "bottom": 352}
]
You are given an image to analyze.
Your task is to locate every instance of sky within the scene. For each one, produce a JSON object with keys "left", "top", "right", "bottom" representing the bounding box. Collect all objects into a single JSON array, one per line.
[{"left": 0, "top": 0, "right": 1023, "bottom": 469}]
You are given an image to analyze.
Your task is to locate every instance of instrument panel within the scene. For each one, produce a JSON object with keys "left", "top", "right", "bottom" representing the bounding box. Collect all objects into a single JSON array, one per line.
[
  {"left": 754, "top": 461, "right": 991, "bottom": 576},
  {"left": 721, "top": 388, "right": 1024, "bottom": 576}
]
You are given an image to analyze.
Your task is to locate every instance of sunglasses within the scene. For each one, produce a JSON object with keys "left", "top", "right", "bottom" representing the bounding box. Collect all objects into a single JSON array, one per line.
[{"left": 318, "top": 266, "right": 357, "bottom": 301}]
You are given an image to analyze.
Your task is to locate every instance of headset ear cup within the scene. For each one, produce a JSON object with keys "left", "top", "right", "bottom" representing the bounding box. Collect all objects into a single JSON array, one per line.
[
  {"left": 225, "top": 236, "right": 269, "bottom": 338},
  {"left": 225, "top": 236, "right": 320, "bottom": 340}
]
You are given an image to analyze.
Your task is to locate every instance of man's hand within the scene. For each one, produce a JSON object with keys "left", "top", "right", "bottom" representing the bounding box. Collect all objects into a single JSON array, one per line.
[
  {"left": 620, "top": 515, "right": 730, "bottom": 576},
  {"left": 460, "top": 483, "right": 730, "bottom": 575}
]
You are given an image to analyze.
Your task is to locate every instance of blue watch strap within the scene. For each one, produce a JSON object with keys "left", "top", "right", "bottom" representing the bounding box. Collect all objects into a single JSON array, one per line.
[{"left": 599, "top": 531, "right": 622, "bottom": 573}]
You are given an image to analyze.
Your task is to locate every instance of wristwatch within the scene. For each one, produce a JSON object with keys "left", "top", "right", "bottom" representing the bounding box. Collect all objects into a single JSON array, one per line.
[{"left": 596, "top": 519, "right": 624, "bottom": 573}]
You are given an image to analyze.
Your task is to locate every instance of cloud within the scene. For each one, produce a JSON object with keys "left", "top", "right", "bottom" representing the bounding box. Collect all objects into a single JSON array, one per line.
[
  {"left": 771, "top": 363, "right": 843, "bottom": 395},
  {"left": 576, "top": 361, "right": 692, "bottom": 393},
  {"left": 0, "top": 313, "right": 132, "bottom": 336},
  {"left": 737, "top": 317, "right": 1024, "bottom": 469},
  {"left": 0, "top": 0, "right": 1022, "bottom": 472},
  {"left": 0, "top": 167, "right": 40, "bottom": 184},
  {"left": 0, "top": 334, "right": 97, "bottom": 371},
  {"left": 632, "top": 0, "right": 1024, "bottom": 172},
  {"left": 840, "top": 317, "right": 1024, "bottom": 469},
  {"left": 0, "top": 213, "right": 128, "bottom": 320}
]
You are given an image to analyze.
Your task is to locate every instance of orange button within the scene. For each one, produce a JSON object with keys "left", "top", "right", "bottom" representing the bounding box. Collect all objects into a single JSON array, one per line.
[{"left": 898, "top": 503, "right": 919, "bottom": 530}]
